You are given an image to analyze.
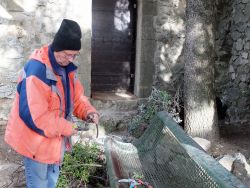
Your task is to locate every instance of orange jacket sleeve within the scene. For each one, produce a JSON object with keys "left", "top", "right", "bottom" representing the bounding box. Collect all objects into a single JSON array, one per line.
[{"left": 73, "top": 78, "right": 98, "bottom": 120}]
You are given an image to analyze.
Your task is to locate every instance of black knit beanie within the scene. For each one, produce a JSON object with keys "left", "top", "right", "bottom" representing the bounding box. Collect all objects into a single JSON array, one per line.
[{"left": 51, "top": 19, "right": 82, "bottom": 52}]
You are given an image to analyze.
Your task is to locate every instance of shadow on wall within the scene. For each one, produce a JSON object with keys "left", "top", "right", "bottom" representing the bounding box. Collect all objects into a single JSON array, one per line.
[
  {"left": 155, "top": 0, "right": 225, "bottom": 139},
  {"left": 0, "top": 0, "right": 70, "bottom": 72},
  {"left": 155, "top": 0, "right": 186, "bottom": 94},
  {"left": 153, "top": 0, "right": 186, "bottom": 129},
  {"left": 0, "top": 0, "right": 24, "bottom": 72},
  {"left": 0, "top": 0, "right": 70, "bottom": 118}
]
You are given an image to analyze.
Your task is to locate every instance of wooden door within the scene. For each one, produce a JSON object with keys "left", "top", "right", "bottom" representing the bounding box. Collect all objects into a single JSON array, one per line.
[{"left": 91, "top": 0, "right": 137, "bottom": 92}]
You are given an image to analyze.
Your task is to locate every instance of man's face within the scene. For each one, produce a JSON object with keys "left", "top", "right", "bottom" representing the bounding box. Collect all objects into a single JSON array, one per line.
[{"left": 54, "top": 50, "right": 80, "bottom": 66}]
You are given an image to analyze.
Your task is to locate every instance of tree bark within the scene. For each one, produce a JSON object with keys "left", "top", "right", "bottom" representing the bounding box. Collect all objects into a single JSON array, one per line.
[{"left": 184, "top": 0, "right": 219, "bottom": 140}]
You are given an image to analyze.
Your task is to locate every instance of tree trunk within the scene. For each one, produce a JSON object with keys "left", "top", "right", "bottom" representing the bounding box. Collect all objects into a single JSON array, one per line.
[{"left": 184, "top": 0, "right": 219, "bottom": 140}]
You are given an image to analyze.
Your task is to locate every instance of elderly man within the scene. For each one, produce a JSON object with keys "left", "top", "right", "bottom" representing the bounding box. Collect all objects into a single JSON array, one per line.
[{"left": 5, "top": 19, "right": 99, "bottom": 188}]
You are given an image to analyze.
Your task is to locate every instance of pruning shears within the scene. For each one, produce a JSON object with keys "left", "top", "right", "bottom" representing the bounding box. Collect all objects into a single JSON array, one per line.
[
  {"left": 74, "top": 120, "right": 90, "bottom": 131},
  {"left": 73, "top": 118, "right": 99, "bottom": 138},
  {"left": 118, "top": 178, "right": 153, "bottom": 188}
]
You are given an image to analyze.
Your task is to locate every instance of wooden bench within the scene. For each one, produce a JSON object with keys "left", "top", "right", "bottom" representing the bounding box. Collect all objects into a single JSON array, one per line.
[{"left": 104, "top": 111, "right": 247, "bottom": 188}]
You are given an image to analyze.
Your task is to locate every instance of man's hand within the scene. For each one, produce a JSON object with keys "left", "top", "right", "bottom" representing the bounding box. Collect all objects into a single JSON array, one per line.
[
  {"left": 71, "top": 124, "right": 78, "bottom": 135},
  {"left": 86, "top": 113, "right": 99, "bottom": 124},
  {"left": 72, "top": 128, "right": 78, "bottom": 135}
]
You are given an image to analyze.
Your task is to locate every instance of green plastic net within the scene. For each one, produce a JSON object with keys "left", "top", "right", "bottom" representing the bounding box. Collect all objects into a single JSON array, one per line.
[{"left": 104, "top": 111, "right": 247, "bottom": 188}]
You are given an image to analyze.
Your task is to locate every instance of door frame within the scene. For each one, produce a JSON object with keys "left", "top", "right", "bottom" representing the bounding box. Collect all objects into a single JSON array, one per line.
[{"left": 90, "top": 0, "right": 155, "bottom": 98}]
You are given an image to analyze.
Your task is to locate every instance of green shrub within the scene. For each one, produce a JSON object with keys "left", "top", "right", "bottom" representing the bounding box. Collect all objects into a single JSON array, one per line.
[
  {"left": 56, "top": 142, "right": 106, "bottom": 188},
  {"left": 128, "top": 87, "right": 181, "bottom": 138}
]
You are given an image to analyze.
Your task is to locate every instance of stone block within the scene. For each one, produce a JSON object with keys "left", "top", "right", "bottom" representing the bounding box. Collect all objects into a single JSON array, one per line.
[
  {"left": 192, "top": 137, "right": 211, "bottom": 151},
  {"left": 231, "top": 73, "right": 236, "bottom": 80},
  {"left": 5, "top": 1, "right": 24, "bottom": 12},
  {"left": 242, "top": 0, "right": 250, "bottom": 3},
  {"left": 241, "top": 52, "right": 248, "bottom": 59},
  {"left": 235, "top": 38, "right": 244, "bottom": 51},
  {"left": 142, "top": 1, "right": 157, "bottom": 16},
  {"left": 228, "top": 88, "right": 241, "bottom": 100},
  {"left": 0, "top": 99, "right": 13, "bottom": 121},
  {"left": 229, "top": 65, "right": 235, "bottom": 73},
  {"left": 141, "top": 39, "right": 156, "bottom": 63},
  {"left": 240, "top": 74, "right": 247, "bottom": 82},
  {"left": 142, "top": 16, "right": 155, "bottom": 40},
  {"left": 245, "top": 3, "right": 250, "bottom": 15},
  {"left": 0, "top": 84, "right": 16, "bottom": 99},
  {"left": 139, "top": 86, "right": 152, "bottom": 98},
  {"left": 218, "top": 155, "right": 233, "bottom": 171},
  {"left": 140, "top": 62, "right": 155, "bottom": 86},
  {"left": 156, "top": 32, "right": 169, "bottom": 43},
  {"left": 239, "top": 82, "right": 247, "bottom": 89},
  {"left": 238, "top": 97, "right": 248, "bottom": 107},
  {"left": 244, "top": 41, "right": 250, "bottom": 50},
  {"left": 236, "top": 22, "right": 247, "bottom": 33},
  {"left": 231, "top": 31, "right": 242, "bottom": 41},
  {"left": 245, "top": 27, "right": 250, "bottom": 39}
]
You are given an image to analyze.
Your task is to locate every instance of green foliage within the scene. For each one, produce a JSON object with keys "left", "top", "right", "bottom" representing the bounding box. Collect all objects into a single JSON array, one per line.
[
  {"left": 131, "top": 172, "right": 144, "bottom": 180},
  {"left": 56, "top": 142, "right": 105, "bottom": 188},
  {"left": 102, "top": 119, "right": 119, "bottom": 133},
  {"left": 128, "top": 87, "right": 181, "bottom": 137}
]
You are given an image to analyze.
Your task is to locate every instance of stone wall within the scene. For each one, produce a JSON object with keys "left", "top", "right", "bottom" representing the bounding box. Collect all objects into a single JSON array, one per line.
[
  {"left": 153, "top": 0, "right": 186, "bottom": 95},
  {"left": 215, "top": 0, "right": 250, "bottom": 125},
  {"left": 0, "top": 0, "right": 249, "bottom": 129},
  {"left": 0, "top": 0, "right": 92, "bottom": 126},
  {"left": 154, "top": 0, "right": 250, "bottom": 126}
]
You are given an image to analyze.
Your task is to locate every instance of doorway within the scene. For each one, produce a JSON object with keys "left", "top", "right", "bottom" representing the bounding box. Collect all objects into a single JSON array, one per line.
[{"left": 91, "top": 0, "right": 137, "bottom": 98}]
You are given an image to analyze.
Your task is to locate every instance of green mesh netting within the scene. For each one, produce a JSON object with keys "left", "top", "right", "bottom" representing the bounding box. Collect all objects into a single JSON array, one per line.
[{"left": 104, "top": 111, "right": 247, "bottom": 188}]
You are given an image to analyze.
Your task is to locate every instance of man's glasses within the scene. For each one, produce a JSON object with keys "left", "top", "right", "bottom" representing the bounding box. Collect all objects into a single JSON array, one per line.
[{"left": 61, "top": 51, "right": 80, "bottom": 60}]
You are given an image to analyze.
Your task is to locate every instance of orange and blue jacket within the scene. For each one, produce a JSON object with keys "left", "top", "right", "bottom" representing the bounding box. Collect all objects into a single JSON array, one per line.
[{"left": 5, "top": 45, "right": 97, "bottom": 164}]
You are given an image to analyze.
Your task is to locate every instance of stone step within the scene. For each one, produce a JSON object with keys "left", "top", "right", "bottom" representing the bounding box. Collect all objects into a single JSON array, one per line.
[{"left": 90, "top": 98, "right": 142, "bottom": 111}]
